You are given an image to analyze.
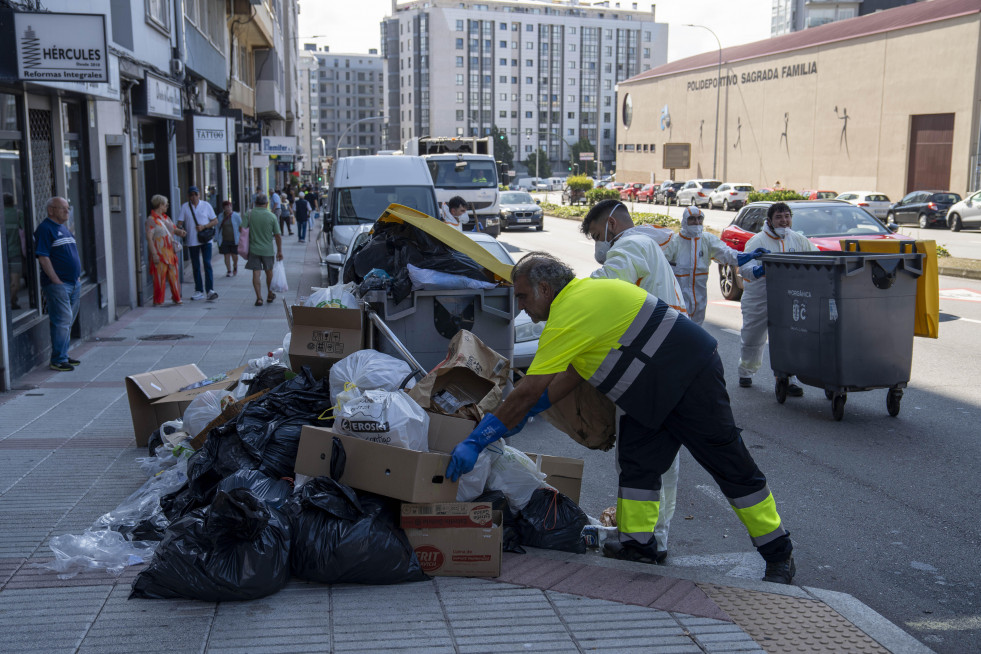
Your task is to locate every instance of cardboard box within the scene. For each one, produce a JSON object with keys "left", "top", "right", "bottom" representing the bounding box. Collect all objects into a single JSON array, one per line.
[
  {"left": 400, "top": 502, "right": 494, "bottom": 529},
  {"left": 295, "top": 412, "right": 474, "bottom": 503},
  {"left": 124, "top": 364, "right": 247, "bottom": 448},
  {"left": 288, "top": 305, "right": 365, "bottom": 379},
  {"left": 525, "top": 452, "right": 585, "bottom": 504},
  {"left": 403, "top": 511, "right": 503, "bottom": 577}
]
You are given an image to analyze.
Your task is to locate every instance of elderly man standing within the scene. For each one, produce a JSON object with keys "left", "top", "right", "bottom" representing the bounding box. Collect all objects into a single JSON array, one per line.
[
  {"left": 34, "top": 197, "right": 81, "bottom": 372},
  {"left": 241, "top": 193, "right": 283, "bottom": 306},
  {"left": 445, "top": 252, "right": 797, "bottom": 584}
]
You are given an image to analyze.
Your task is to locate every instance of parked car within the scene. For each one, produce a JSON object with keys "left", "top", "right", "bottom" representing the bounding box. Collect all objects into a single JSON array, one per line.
[
  {"left": 465, "top": 232, "right": 541, "bottom": 368},
  {"left": 676, "top": 179, "right": 722, "bottom": 207},
  {"left": 655, "top": 181, "right": 684, "bottom": 205},
  {"left": 886, "top": 190, "right": 962, "bottom": 228},
  {"left": 619, "top": 183, "right": 645, "bottom": 200},
  {"left": 717, "top": 200, "right": 911, "bottom": 301},
  {"left": 801, "top": 190, "right": 838, "bottom": 200},
  {"left": 562, "top": 186, "right": 587, "bottom": 205},
  {"left": 499, "top": 190, "right": 543, "bottom": 231},
  {"left": 835, "top": 191, "right": 891, "bottom": 221},
  {"left": 636, "top": 184, "right": 658, "bottom": 203},
  {"left": 708, "top": 183, "right": 754, "bottom": 211},
  {"left": 946, "top": 189, "right": 981, "bottom": 231}
]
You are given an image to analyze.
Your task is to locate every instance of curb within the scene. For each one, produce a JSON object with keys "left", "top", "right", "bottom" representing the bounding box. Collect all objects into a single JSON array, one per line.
[{"left": 937, "top": 265, "right": 981, "bottom": 280}]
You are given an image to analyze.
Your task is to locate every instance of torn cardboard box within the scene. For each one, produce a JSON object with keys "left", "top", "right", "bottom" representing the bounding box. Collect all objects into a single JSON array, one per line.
[
  {"left": 288, "top": 305, "right": 365, "bottom": 380},
  {"left": 525, "top": 452, "right": 585, "bottom": 504}
]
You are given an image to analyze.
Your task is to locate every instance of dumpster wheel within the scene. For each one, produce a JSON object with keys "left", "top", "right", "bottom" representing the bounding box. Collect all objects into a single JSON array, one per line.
[
  {"left": 887, "top": 388, "right": 903, "bottom": 417},
  {"left": 774, "top": 378, "right": 788, "bottom": 404},
  {"left": 831, "top": 393, "right": 846, "bottom": 421},
  {"left": 824, "top": 388, "right": 834, "bottom": 401}
]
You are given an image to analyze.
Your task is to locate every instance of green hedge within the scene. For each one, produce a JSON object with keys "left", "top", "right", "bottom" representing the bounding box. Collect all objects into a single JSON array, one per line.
[
  {"left": 565, "top": 175, "right": 594, "bottom": 192},
  {"left": 540, "top": 202, "right": 680, "bottom": 229},
  {"left": 746, "top": 190, "right": 806, "bottom": 203},
  {"left": 586, "top": 188, "right": 621, "bottom": 204}
]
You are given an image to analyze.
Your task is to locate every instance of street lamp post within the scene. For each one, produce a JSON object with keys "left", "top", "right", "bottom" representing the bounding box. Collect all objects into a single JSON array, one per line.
[
  {"left": 685, "top": 24, "right": 722, "bottom": 179},
  {"left": 335, "top": 115, "right": 384, "bottom": 161}
]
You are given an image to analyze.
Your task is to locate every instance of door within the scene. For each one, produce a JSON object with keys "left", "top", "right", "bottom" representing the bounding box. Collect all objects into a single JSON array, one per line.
[
  {"left": 106, "top": 144, "right": 131, "bottom": 316},
  {"left": 906, "top": 113, "right": 954, "bottom": 193}
]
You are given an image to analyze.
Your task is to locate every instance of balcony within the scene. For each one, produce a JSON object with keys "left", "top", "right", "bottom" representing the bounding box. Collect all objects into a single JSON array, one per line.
[{"left": 256, "top": 80, "right": 285, "bottom": 119}]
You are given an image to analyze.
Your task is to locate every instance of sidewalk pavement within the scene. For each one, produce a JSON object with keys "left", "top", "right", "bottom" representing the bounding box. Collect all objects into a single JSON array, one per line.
[{"left": 0, "top": 225, "right": 933, "bottom": 654}]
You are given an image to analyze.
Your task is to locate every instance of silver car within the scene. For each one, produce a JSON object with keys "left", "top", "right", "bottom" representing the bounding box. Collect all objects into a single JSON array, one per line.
[
  {"left": 836, "top": 191, "right": 891, "bottom": 221},
  {"left": 676, "top": 179, "right": 722, "bottom": 208},
  {"left": 709, "top": 183, "right": 754, "bottom": 211},
  {"left": 946, "top": 189, "right": 981, "bottom": 231},
  {"left": 499, "top": 190, "right": 544, "bottom": 231}
]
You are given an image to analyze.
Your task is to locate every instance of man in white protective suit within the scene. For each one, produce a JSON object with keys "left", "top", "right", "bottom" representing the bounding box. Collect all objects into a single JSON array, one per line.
[
  {"left": 579, "top": 199, "right": 686, "bottom": 562},
  {"left": 737, "top": 202, "right": 817, "bottom": 392},
  {"left": 662, "top": 206, "right": 767, "bottom": 325}
]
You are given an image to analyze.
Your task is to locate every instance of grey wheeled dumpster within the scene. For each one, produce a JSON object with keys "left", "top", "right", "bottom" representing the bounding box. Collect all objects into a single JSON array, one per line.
[{"left": 761, "top": 250, "right": 923, "bottom": 420}]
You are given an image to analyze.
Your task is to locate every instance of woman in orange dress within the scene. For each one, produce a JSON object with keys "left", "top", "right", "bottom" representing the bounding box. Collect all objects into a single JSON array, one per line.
[{"left": 145, "top": 194, "right": 186, "bottom": 306}]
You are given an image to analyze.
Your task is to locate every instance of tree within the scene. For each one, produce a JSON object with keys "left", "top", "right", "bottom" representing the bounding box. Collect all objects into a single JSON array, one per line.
[
  {"left": 524, "top": 148, "right": 552, "bottom": 179},
  {"left": 490, "top": 125, "right": 514, "bottom": 170},
  {"left": 570, "top": 137, "right": 597, "bottom": 177}
]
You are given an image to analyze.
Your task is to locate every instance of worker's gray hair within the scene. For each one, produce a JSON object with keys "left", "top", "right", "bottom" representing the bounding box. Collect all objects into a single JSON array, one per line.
[{"left": 513, "top": 251, "right": 575, "bottom": 296}]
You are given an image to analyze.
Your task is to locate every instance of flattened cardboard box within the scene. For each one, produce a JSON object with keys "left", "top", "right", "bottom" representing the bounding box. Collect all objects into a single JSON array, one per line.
[
  {"left": 400, "top": 502, "right": 494, "bottom": 529},
  {"left": 295, "top": 412, "right": 474, "bottom": 503},
  {"left": 404, "top": 511, "right": 503, "bottom": 577},
  {"left": 525, "top": 452, "right": 585, "bottom": 504},
  {"left": 288, "top": 305, "right": 365, "bottom": 379}
]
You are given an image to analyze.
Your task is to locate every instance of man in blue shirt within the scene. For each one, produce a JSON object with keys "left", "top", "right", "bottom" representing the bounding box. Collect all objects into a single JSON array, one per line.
[{"left": 34, "top": 197, "right": 82, "bottom": 372}]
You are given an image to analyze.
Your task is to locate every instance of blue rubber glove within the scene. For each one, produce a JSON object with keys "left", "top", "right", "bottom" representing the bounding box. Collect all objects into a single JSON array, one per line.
[
  {"left": 502, "top": 390, "right": 552, "bottom": 438},
  {"left": 446, "top": 414, "right": 509, "bottom": 481},
  {"left": 752, "top": 247, "right": 771, "bottom": 257},
  {"left": 736, "top": 248, "right": 770, "bottom": 267},
  {"left": 752, "top": 264, "right": 765, "bottom": 279}
]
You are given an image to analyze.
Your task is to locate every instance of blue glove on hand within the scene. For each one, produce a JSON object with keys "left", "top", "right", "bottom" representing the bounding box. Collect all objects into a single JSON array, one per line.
[
  {"left": 737, "top": 248, "right": 771, "bottom": 267},
  {"left": 446, "top": 413, "right": 509, "bottom": 481},
  {"left": 752, "top": 264, "right": 765, "bottom": 279},
  {"left": 502, "top": 390, "right": 553, "bottom": 438}
]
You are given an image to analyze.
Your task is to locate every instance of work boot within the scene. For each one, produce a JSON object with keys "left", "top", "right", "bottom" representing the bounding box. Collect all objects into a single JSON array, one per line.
[
  {"left": 739, "top": 377, "right": 752, "bottom": 388},
  {"left": 603, "top": 540, "right": 664, "bottom": 565},
  {"left": 762, "top": 556, "right": 796, "bottom": 584}
]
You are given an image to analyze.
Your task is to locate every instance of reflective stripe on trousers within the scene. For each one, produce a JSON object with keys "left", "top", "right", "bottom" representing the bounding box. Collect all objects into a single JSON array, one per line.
[{"left": 728, "top": 485, "right": 787, "bottom": 547}]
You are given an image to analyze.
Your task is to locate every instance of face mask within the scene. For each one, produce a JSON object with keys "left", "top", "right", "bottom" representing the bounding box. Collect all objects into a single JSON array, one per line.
[
  {"left": 774, "top": 226, "right": 789, "bottom": 238},
  {"left": 682, "top": 223, "right": 703, "bottom": 238},
  {"left": 593, "top": 218, "right": 613, "bottom": 264}
]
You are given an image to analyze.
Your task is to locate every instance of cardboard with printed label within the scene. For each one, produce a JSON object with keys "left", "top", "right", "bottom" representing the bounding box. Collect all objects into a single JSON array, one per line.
[
  {"left": 400, "top": 502, "right": 494, "bottom": 529},
  {"left": 403, "top": 511, "right": 503, "bottom": 577},
  {"left": 288, "top": 305, "right": 365, "bottom": 379}
]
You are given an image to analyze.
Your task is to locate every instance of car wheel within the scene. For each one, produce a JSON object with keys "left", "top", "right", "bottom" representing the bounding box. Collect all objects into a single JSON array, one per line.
[
  {"left": 719, "top": 264, "right": 743, "bottom": 301},
  {"left": 689, "top": 197, "right": 697, "bottom": 207},
  {"left": 723, "top": 199, "right": 730, "bottom": 212},
  {"left": 949, "top": 213, "right": 962, "bottom": 232},
  {"left": 536, "top": 221, "right": 544, "bottom": 232},
  {"left": 918, "top": 213, "right": 930, "bottom": 229},
  {"left": 886, "top": 212, "right": 896, "bottom": 226}
]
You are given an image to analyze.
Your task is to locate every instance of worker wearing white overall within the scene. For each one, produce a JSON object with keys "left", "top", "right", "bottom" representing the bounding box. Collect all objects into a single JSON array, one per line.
[{"left": 439, "top": 196, "right": 470, "bottom": 231}]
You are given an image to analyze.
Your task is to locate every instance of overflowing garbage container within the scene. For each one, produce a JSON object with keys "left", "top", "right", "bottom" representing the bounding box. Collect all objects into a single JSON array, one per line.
[{"left": 761, "top": 250, "right": 924, "bottom": 420}]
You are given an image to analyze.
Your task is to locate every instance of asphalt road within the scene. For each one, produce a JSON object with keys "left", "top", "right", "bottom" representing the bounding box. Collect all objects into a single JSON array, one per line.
[{"left": 498, "top": 210, "right": 981, "bottom": 654}]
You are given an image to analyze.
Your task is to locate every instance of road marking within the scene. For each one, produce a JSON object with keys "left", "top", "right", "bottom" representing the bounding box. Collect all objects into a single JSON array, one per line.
[
  {"left": 956, "top": 317, "right": 981, "bottom": 324},
  {"left": 906, "top": 615, "right": 981, "bottom": 632},
  {"left": 939, "top": 288, "right": 981, "bottom": 302},
  {"left": 722, "top": 328, "right": 740, "bottom": 336}
]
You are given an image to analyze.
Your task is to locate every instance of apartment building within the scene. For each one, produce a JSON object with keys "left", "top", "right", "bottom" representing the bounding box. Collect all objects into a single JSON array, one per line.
[
  {"left": 771, "top": 0, "right": 923, "bottom": 35},
  {"left": 307, "top": 48, "right": 385, "bottom": 160}
]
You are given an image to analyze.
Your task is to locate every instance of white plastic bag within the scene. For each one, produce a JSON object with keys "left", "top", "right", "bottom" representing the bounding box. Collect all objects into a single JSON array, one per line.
[
  {"left": 456, "top": 448, "right": 495, "bottom": 501},
  {"left": 335, "top": 389, "right": 430, "bottom": 451},
  {"left": 270, "top": 259, "right": 289, "bottom": 293},
  {"left": 407, "top": 264, "right": 499, "bottom": 291},
  {"left": 329, "top": 350, "right": 413, "bottom": 404},
  {"left": 305, "top": 282, "right": 358, "bottom": 309},
  {"left": 485, "top": 444, "right": 548, "bottom": 511},
  {"left": 182, "top": 390, "right": 234, "bottom": 440},
  {"left": 39, "top": 530, "right": 157, "bottom": 579}
]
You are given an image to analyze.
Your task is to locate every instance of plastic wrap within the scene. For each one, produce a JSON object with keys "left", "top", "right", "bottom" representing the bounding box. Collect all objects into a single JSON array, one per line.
[
  {"left": 92, "top": 457, "right": 190, "bottom": 541},
  {"left": 484, "top": 444, "right": 547, "bottom": 512},
  {"left": 182, "top": 390, "right": 234, "bottom": 441},
  {"left": 40, "top": 530, "right": 157, "bottom": 579}
]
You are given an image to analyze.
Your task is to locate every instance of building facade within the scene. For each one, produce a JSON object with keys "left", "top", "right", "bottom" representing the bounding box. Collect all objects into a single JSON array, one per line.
[
  {"left": 382, "top": 0, "right": 667, "bottom": 174},
  {"left": 616, "top": 0, "right": 981, "bottom": 201},
  {"left": 771, "top": 0, "right": 923, "bottom": 36},
  {"left": 307, "top": 48, "right": 385, "bottom": 161}
]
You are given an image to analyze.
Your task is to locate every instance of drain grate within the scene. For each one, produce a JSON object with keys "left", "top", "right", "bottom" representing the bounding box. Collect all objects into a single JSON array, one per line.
[
  {"left": 86, "top": 336, "right": 125, "bottom": 342},
  {"left": 137, "top": 334, "right": 191, "bottom": 341}
]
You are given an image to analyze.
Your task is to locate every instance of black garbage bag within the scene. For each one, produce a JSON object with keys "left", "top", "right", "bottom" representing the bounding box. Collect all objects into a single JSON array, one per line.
[
  {"left": 130, "top": 488, "right": 291, "bottom": 601},
  {"left": 217, "top": 470, "right": 293, "bottom": 510},
  {"left": 285, "top": 476, "right": 427, "bottom": 585},
  {"left": 515, "top": 488, "right": 588, "bottom": 554},
  {"left": 473, "top": 490, "right": 524, "bottom": 554},
  {"left": 246, "top": 364, "right": 291, "bottom": 394},
  {"left": 235, "top": 367, "right": 333, "bottom": 479}
]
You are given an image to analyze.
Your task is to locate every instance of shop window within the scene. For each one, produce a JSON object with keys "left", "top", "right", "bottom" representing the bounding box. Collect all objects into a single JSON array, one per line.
[
  {"left": 2, "top": 94, "right": 33, "bottom": 318},
  {"left": 62, "top": 102, "right": 93, "bottom": 278},
  {"left": 145, "top": 0, "right": 170, "bottom": 33}
]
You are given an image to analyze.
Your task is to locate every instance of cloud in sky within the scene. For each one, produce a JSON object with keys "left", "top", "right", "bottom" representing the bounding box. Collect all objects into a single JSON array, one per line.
[{"left": 298, "top": 0, "right": 771, "bottom": 62}]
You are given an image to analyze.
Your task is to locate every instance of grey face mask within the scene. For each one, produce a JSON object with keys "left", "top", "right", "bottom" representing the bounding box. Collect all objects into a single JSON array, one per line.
[{"left": 593, "top": 204, "right": 622, "bottom": 264}]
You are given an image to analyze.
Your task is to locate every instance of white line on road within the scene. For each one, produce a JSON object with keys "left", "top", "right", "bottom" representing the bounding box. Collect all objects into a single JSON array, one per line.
[{"left": 722, "top": 328, "right": 741, "bottom": 336}]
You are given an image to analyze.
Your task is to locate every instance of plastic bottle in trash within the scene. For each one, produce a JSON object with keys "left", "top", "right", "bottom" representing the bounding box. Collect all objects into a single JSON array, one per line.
[{"left": 269, "top": 347, "right": 285, "bottom": 360}]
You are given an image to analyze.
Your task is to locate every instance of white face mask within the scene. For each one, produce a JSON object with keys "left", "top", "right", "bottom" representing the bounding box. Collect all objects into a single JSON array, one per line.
[
  {"left": 682, "top": 223, "right": 703, "bottom": 238},
  {"left": 773, "top": 226, "right": 789, "bottom": 238},
  {"left": 593, "top": 216, "right": 615, "bottom": 263}
]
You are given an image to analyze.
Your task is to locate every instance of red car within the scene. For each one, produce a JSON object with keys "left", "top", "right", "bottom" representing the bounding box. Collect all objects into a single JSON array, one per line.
[
  {"left": 619, "top": 183, "right": 645, "bottom": 200},
  {"left": 636, "top": 184, "right": 658, "bottom": 203},
  {"left": 801, "top": 189, "right": 838, "bottom": 200},
  {"left": 717, "top": 200, "right": 912, "bottom": 300}
]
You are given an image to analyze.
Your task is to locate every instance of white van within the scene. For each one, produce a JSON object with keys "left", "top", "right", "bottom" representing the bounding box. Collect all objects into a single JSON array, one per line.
[{"left": 318, "top": 155, "right": 438, "bottom": 284}]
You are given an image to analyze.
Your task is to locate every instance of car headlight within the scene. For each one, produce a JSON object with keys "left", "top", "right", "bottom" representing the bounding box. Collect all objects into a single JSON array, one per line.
[
  {"left": 486, "top": 217, "right": 499, "bottom": 225},
  {"left": 336, "top": 243, "right": 349, "bottom": 254},
  {"left": 515, "top": 320, "right": 545, "bottom": 343}
]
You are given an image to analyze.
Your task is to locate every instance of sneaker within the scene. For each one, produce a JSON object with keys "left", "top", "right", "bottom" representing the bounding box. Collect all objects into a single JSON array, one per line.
[
  {"left": 787, "top": 384, "right": 804, "bottom": 397},
  {"left": 207, "top": 290, "right": 219, "bottom": 301},
  {"left": 602, "top": 540, "right": 663, "bottom": 565},
  {"left": 190, "top": 291, "right": 205, "bottom": 301},
  {"left": 762, "top": 556, "right": 796, "bottom": 584},
  {"left": 739, "top": 377, "right": 753, "bottom": 388},
  {"left": 49, "top": 361, "right": 73, "bottom": 372},
  {"left": 67, "top": 358, "right": 80, "bottom": 367}
]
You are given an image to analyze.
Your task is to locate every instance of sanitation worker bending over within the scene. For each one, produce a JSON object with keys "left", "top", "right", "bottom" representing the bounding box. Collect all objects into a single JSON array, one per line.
[{"left": 445, "top": 252, "right": 796, "bottom": 584}]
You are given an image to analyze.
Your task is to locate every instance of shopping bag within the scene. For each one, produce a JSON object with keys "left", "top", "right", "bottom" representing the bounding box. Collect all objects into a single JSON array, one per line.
[
  {"left": 270, "top": 260, "right": 288, "bottom": 293},
  {"left": 238, "top": 226, "right": 250, "bottom": 260}
]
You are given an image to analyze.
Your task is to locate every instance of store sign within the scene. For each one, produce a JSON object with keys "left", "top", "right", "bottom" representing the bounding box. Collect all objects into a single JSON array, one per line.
[
  {"left": 685, "top": 59, "right": 818, "bottom": 93},
  {"left": 260, "top": 136, "right": 297, "bottom": 155},
  {"left": 14, "top": 12, "right": 108, "bottom": 83},
  {"left": 143, "top": 73, "right": 182, "bottom": 119},
  {"left": 191, "top": 115, "right": 235, "bottom": 154}
]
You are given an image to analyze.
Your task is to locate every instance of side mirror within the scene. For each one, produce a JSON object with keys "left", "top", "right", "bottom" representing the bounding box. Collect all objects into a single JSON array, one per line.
[
  {"left": 325, "top": 253, "right": 343, "bottom": 265},
  {"left": 887, "top": 223, "right": 899, "bottom": 233}
]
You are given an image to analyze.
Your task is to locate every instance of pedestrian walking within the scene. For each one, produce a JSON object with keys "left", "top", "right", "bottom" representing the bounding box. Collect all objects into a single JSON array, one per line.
[
  {"left": 293, "top": 192, "right": 311, "bottom": 242},
  {"left": 216, "top": 200, "right": 241, "bottom": 277},
  {"left": 34, "top": 197, "right": 82, "bottom": 372},
  {"left": 176, "top": 186, "right": 219, "bottom": 301},
  {"left": 144, "top": 195, "right": 185, "bottom": 306},
  {"left": 241, "top": 193, "right": 283, "bottom": 306},
  {"left": 445, "top": 252, "right": 797, "bottom": 584}
]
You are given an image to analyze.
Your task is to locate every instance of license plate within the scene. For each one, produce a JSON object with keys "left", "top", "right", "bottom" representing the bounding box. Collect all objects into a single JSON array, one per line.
[{"left": 518, "top": 218, "right": 532, "bottom": 223}]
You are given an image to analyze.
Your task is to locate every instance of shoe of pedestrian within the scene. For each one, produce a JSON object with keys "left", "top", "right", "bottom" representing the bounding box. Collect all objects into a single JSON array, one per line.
[
  {"left": 266, "top": 292, "right": 276, "bottom": 303},
  {"left": 190, "top": 291, "right": 205, "bottom": 301},
  {"left": 207, "top": 290, "right": 219, "bottom": 301},
  {"left": 49, "top": 361, "right": 73, "bottom": 372},
  {"left": 787, "top": 384, "right": 804, "bottom": 397},
  {"left": 739, "top": 377, "right": 752, "bottom": 388},
  {"left": 67, "top": 358, "right": 80, "bottom": 367},
  {"left": 226, "top": 271, "right": 232, "bottom": 277},
  {"left": 602, "top": 540, "right": 663, "bottom": 565},
  {"left": 762, "top": 556, "right": 796, "bottom": 584}
]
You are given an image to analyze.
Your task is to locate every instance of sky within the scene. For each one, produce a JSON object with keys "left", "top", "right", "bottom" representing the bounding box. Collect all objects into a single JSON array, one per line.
[{"left": 298, "top": 0, "right": 772, "bottom": 63}]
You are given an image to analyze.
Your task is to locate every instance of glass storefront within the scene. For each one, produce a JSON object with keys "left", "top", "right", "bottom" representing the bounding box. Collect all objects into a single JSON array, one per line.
[
  {"left": 62, "top": 101, "right": 91, "bottom": 278},
  {"left": 0, "top": 93, "right": 33, "bottom": 320}
]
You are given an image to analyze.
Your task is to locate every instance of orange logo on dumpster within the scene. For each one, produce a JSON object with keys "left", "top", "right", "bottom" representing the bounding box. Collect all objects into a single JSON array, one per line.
[{"left": 415, "top": 545, "right": 444, "bottom": 572}]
